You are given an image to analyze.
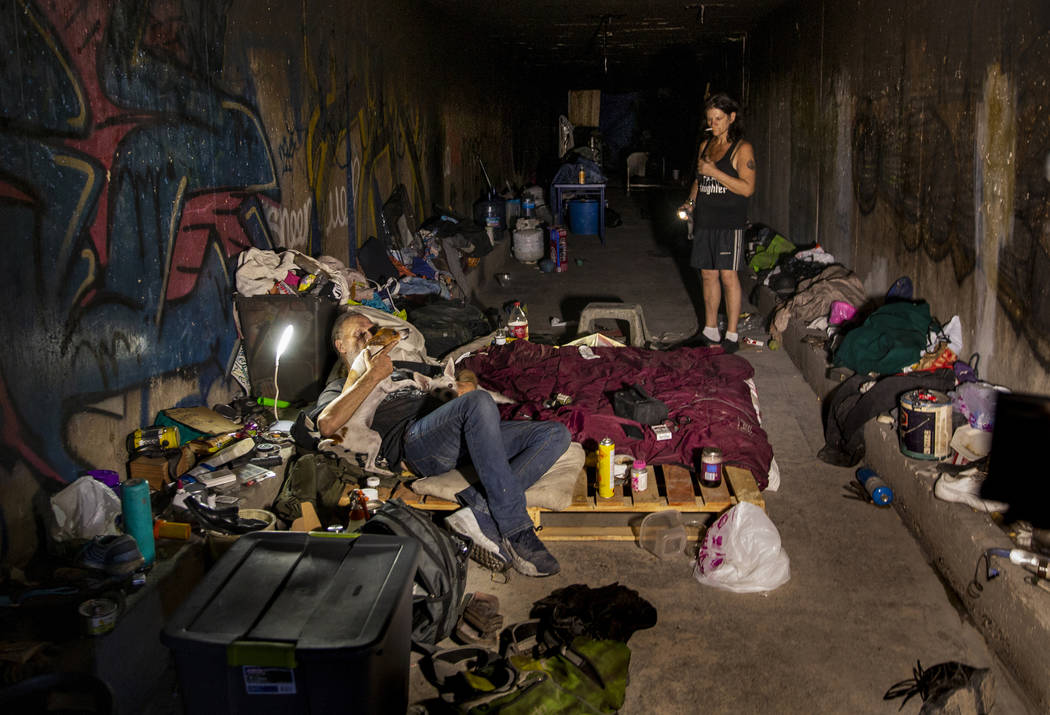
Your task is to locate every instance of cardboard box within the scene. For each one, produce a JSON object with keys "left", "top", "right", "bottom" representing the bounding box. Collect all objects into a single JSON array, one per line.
[{"left": 128, "top": 454, "right": 169, "bottom": 490}]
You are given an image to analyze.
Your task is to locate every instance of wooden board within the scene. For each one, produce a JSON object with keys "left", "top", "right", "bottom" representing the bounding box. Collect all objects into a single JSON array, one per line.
[
  {"left": 663, "top": 464, "right": 699, "bottom": 508},
  {"left": 393, "top": 464, "right": 766, "bottom": 541},
  {"left": 536, "top": 524, "right": 703, "bottom": 542},
  {"left": 725, "top": 465, "right": 765, "bottom": 509},
  {"left": 698, "top": 469, "right": 732, "bottom": 511},
  {"left": 630, "top": 466, "right": 661, "bottom": 506}
]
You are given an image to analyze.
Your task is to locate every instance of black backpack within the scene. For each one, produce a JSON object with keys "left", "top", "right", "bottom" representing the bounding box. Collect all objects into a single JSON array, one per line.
[
  {"left": 406, "top": 300, "right": 492, "bottom": 358},
  {"left": 361, "top": 498, "right": 469, "bottom": 649}
]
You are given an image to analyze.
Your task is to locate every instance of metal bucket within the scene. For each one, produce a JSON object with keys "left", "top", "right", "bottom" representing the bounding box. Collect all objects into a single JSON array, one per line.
[{"left": 898, "top": 389, "right": 952, "bottom": 460}]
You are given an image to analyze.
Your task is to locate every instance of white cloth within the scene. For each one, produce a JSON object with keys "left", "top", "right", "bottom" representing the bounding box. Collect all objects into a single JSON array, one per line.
[{"left": 235, "top": 248, "right": 298, "bottom": 296}]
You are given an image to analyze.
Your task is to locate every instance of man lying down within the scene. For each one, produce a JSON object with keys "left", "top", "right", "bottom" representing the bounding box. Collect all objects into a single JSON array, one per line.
[{"left": 310, "top": 310, "right": 570, "bottom": 577}]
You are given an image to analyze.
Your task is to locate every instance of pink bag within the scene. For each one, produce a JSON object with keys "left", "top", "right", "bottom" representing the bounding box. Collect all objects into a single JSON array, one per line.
[{"left": 829, "top": 300, "right": 857, "bottom": 325}]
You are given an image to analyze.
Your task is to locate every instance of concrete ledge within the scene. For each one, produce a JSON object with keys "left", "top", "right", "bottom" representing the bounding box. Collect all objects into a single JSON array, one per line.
[
  {"left": 864, "top": 421, "right": 1050, "bottom": 713},
  {"left": 748, "top": 268, "right": 1048, "bottom": 711}
]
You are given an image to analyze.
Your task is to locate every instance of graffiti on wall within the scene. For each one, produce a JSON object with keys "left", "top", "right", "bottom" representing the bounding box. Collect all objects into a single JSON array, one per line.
[
  {"left": 998, "top": 30, "right": 1050, "bottom": 367},
  {"left": 851, "top": 96, "right": 976, "bottom": 283},
  {"left": 300, "top": 29, "right": 350, "bottom": 256},
  {"left": 348, "top": 55, "right": 430, "bottom": 254},
  {"left": 0, "top": 0, "right": 279, "bottom": 485},
  {"left": 851, "top": 29, "right": 1050, "bottom": 368}
]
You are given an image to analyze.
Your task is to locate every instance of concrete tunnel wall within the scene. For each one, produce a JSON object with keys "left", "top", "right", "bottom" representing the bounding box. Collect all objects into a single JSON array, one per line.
[
  {"left": 747, "top": 0, "right": 1050, "bottom": 394},
  {"left": 0, "top": 0, "right": 518, "bottom": 568}
]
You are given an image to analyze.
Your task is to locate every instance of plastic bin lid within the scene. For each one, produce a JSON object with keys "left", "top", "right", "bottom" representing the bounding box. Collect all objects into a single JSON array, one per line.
[{"left": 161, "top": 532, "right": 419, "bottom": 657}]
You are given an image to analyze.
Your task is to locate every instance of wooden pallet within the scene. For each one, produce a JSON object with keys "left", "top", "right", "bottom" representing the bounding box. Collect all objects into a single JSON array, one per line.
[{"left": 392, "top": 463, "right": 764, "bottom": 541}]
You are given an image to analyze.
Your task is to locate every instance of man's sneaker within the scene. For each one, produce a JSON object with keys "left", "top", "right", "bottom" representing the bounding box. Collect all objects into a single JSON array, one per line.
[
  {"left": 722, "top": 337, "right": 740, "bottom": 354},
  {"left": 446, "top": 507, "right": 510, "bottom": 572},
  {"left": 934, "top": 469, "right": 1009, "bottom": 513},
  {"left": 80, "top": 534, "right": 145, "bottom": 575},
  {"left": 502, "top": 528, "right": 559, "bottom": 577}
]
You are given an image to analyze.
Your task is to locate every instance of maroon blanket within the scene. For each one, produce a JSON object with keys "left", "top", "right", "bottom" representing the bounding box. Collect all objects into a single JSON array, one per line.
[{"left": 459, "top": 341, "right": 773, "bottom": 490}]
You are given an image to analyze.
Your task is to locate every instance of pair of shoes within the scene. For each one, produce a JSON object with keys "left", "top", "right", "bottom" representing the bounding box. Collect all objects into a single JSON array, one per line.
[
  {"left": 80, "top": 535, "right": 144, "bottom": 575},
  {"left": 934, "top": 469, "right": 1009, "bottom": 513},
  {"left": 722, "top": 337, "right": 740, "bottom": 354},
  {"left": 502, "top": 528, "right": 560, "bottom": 577},
  {"left": 446, "top": 507, "right": 510, "bottom": 572}
]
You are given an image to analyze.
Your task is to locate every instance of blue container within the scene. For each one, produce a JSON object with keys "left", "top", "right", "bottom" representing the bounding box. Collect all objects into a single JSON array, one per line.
[
  {"left": 856, "top": 467, "right": 894, "bottom": 506},
  {"left": 568, "top": 199, "right": 600, "bottom": 235}
]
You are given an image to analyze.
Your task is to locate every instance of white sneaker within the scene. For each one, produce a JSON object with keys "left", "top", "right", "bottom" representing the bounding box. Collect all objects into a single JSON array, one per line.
[
  {"left": 445, "top": 507, "right": 510, "bottom": 571},
  {"left": 934, "top": 470, "right": 1009, "bottom": 513}
]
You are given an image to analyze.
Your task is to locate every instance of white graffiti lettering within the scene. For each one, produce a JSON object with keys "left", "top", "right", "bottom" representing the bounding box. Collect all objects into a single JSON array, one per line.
[
  {"left": 266, "top": 198, "right": 313, "bottom": 250},
  {"left": 326, "top": 185, "right": 349, "bottom": 230}
]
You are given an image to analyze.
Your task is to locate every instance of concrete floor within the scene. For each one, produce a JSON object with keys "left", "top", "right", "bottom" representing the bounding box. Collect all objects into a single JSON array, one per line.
[{"left": 407, "top": 187, "right": 1032, "bottom": 713}]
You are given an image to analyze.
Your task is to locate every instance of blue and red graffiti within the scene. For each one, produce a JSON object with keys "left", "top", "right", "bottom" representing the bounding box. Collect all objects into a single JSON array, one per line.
[{"left": 0, "top": 0, "right": 279, "bottom": 481}]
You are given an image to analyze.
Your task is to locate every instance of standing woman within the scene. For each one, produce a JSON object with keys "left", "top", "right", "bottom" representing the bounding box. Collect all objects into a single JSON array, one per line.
[{"left": 679, "top": 93, "right": 756, "bottom": 352}]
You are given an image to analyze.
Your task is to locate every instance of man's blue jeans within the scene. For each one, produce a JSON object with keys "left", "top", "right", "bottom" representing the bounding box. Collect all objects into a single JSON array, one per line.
[{"left": 403, "top": 390, "right": 570, "bottom": 537}]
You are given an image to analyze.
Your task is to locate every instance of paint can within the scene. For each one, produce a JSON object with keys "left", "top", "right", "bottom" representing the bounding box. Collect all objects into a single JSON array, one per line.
[
  {"left": 79, "top": 598, "right": 119, "bottom": 637},
  {"left": 700, "top": 447, "right": 723, "bottom": 488},
  {"left": 597, "top": 437, "right": 615, "bottom": 498},
  {"left": 898, "top": 389, "right": 952, "bottom": 460}
]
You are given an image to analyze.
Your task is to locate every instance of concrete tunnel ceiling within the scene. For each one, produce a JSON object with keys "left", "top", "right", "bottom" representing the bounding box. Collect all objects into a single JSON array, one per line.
[{"left": 423, "top": 0, "right": 792, "bottom": 88}]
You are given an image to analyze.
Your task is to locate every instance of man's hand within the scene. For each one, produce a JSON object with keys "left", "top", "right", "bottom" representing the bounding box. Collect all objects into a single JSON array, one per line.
[
  {"left": 317, "top": 339, "right": 398, "bottom": 437},
  {"left": 369, "top": 350, "right": 395, "bottom": 383}
]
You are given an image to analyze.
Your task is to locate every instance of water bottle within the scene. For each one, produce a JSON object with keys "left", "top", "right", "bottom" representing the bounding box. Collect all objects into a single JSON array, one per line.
[{"left": 856, "top": 467, "right": 894, "bottom": 506}]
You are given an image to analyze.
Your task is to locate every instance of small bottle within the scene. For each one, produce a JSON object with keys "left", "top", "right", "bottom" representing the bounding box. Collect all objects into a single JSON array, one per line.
[
  {"left": 508, "top": 301, "right": 529, "bottom": 341},
  {"left": 578, "top": 168, "right": 586, "bottom": 184},
  {"left": 347, "top": 489, "right": 369, "bottom": 531},
  {"left": 523, "top": 195, "right": 535, "bottom": 218},
  {"left": 630, "top": 460, "right": 648, "bottom": 492},
  {"left": 856, "top": 467, "right": 894, "bottom": 506}
]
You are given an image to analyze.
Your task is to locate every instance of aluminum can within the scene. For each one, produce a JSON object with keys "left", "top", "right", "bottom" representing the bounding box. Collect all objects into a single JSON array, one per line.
[
  {"left": 597, "top": 437, "right": 615, "bottom": 498},
  {"left": 79, "top": 598, "right": 119, "bottom": 636},
  {"left": 700, "top": 447, "right": 723, "bottom": 488}
]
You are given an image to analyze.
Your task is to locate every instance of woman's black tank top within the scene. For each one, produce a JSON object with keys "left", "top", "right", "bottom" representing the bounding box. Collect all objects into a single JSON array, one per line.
[{"left": 695, "top": 140, "right": 749, "bottom": 229}]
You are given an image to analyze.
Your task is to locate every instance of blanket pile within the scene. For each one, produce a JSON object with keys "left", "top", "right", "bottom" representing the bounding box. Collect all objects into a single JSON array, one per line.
[{"left": 460, "top": 341, "right": 773, "bottom": 489}]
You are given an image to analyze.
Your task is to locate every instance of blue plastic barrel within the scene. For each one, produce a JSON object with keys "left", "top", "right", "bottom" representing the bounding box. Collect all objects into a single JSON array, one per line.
[{"left": 568, "top": 199, "right": 600, "bottom": 235}]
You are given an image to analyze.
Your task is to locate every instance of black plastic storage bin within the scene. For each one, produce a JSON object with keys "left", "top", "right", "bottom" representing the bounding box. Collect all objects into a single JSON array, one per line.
[
  {"left": 234, "top": 294, "right": 339, "bottom": 404},
  {"left": 161, "top": 532, "right": 419, "bottom": 715}
]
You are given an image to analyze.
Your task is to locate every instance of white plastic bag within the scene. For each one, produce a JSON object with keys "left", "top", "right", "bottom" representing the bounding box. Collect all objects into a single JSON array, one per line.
[
  {"left": 693, "top": 502, "right": 791, "bottom": 593},
  {"left": 50, "top": 476, "right": 122, "bottom": 541}
]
